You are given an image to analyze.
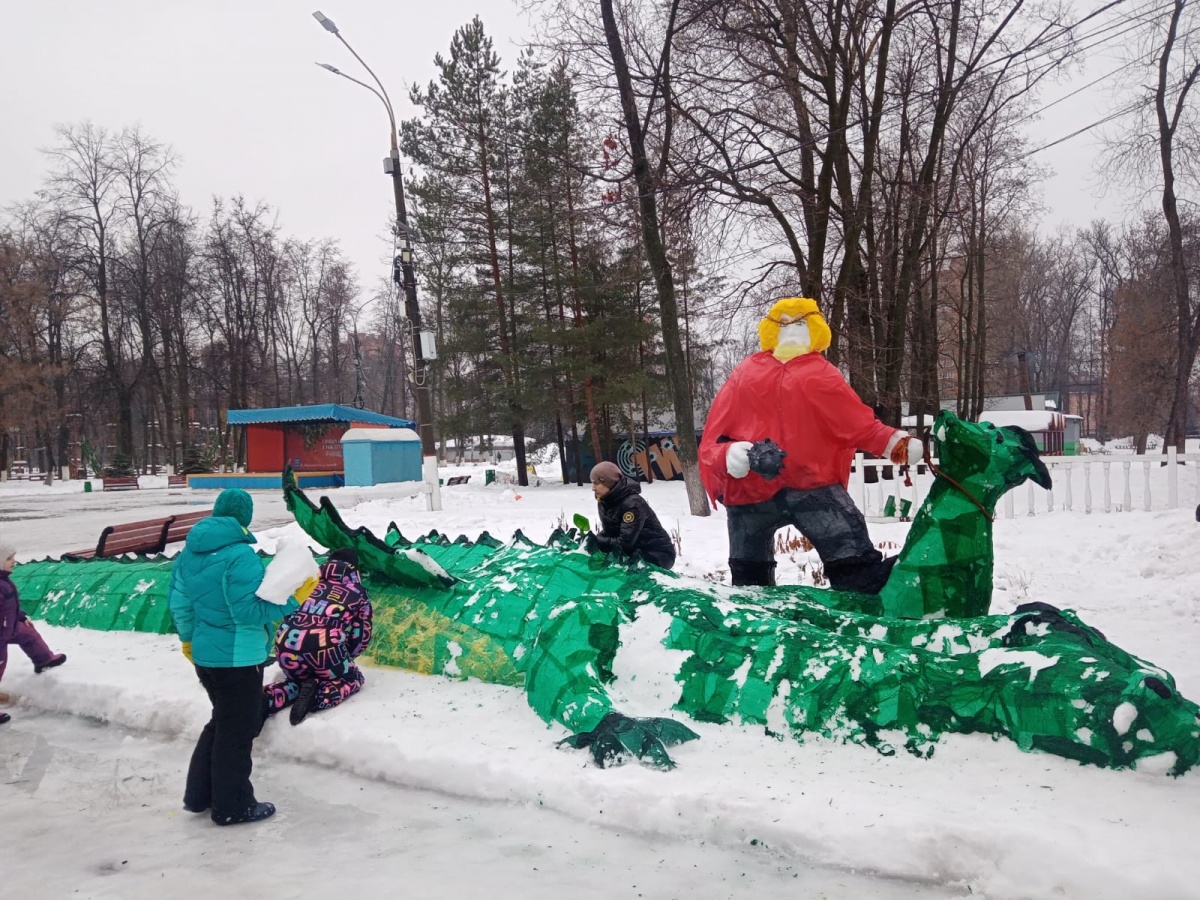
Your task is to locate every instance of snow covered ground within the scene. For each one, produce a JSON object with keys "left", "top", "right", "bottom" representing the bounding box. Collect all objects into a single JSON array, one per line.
[
  {"left": 5, "top": 711, "right": 940, "bottom": 900},
  {"left": 3, "top": 467, "right": 1200, "bottom": 899}
]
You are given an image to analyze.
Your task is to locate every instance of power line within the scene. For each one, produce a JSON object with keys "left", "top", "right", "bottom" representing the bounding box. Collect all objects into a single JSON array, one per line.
[
  {"left": 1020, "top": 105, "right": 1138, "bottom": 156},
  {"left": 661, "top": 0, "right": 1172, "bottom": 193},
  {"left": 409, "top": 1, "right": 1179, "bottom": 226},
  {"left": 1021, "top": 58, "right": 1200, "bottom": 158},
  {"left": 410, "top": 0, "right": 1161, "bottom": 201},
  {"left": 1014, "top": 15, "right": 1200, "bottom": 127}
]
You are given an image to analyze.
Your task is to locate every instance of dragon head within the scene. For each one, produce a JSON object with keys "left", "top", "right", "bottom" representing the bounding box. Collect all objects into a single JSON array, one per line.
[{"left": 931, "top": 411, "right": 1052, "bottom": 503}]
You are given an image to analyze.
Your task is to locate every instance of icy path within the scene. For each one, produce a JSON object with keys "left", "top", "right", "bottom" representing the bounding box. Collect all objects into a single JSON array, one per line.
[
  {"left": 0, "top": 478, "right": 431, "bottom": 559},
  {"left": 0, "top": 712, "right": 957, "bottom": 900}
]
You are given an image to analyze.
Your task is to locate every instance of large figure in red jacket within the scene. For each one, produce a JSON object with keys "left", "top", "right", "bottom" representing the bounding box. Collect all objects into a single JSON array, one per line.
[{"left": 699, "top": 297, "right": 923, "bottom": 593}]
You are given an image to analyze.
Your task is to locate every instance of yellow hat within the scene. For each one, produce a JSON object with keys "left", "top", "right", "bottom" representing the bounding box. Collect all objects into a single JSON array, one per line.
[{"left": 757, "top": 297, "right": 831, "bottom": 354}]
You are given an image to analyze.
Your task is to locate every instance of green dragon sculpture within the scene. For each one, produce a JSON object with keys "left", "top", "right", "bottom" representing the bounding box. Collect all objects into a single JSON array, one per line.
[{"left": 12, "top": 411, "right": 1200, "bottom": 774}]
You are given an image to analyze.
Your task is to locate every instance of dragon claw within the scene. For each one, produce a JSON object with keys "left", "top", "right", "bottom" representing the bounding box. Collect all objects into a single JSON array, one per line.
[{"left": 559, "top": 712, "right": 700, "bottom": 770}]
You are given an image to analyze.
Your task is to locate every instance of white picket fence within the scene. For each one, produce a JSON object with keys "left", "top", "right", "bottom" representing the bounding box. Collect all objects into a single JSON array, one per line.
[{"left": 850, "top": 450, "right": 1200, "bottom": 519}]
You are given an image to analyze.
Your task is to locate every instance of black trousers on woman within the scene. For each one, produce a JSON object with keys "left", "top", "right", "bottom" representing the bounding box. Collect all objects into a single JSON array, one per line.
[{"left": 184, "top": 664, "right": 265, "bottom": 820}]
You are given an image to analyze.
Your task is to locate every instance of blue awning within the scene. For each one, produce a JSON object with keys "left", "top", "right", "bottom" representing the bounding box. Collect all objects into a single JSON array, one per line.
[{"left": 226, "top": 404, "right": 415, "bottom": 428}]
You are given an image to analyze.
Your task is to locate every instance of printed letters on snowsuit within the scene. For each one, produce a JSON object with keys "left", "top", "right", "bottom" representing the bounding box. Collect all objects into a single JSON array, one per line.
[{"left": 264, "top": 560, "right": 373, "bottom": 715}]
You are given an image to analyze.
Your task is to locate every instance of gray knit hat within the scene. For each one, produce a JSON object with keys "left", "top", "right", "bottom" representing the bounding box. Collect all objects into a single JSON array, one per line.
[
  {"left": 0, "top": 536, "right": 16, "bottom": 563},
  {"left": 589, "top": 461, "right": 623, "bottom": 488}
]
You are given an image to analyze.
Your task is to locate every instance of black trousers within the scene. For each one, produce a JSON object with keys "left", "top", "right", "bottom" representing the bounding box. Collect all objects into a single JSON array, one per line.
[
  {"left": 184, "top": 664, "right": 265, "bottom": 818},
  {"left": 726, "top": 484, "right": 893, "bottom": 594}
]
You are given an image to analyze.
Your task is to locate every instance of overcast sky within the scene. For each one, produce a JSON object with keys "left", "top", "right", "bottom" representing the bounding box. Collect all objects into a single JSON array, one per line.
[
  {"left": 0, "top": 0, "right": 1144, "bottom": 307},
  {"left": 0, "top": 0, "right": 532, "bottom": 313}
]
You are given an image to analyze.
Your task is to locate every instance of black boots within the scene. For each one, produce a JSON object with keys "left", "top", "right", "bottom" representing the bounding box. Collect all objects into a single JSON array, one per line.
[
  {"left": 823, "top": 553, "right": 898, "bottom": 595},
  {"left": 34, "top": 653, "right": 67, "bottom": 674},
  {"left": 290, "top": 681, "right": 319, "bottom": 726},
  {"left": 212, "top": 802, "right": 276, "bottom": 826},
  {"left": 729, "top": 554, "right": 898, "bottom": 594},
  {"left": 729, "top": 559, "right": 777, "bottom": 587}
]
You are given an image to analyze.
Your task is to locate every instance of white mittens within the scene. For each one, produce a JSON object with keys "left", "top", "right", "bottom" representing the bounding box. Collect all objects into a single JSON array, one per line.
[
  {"left": 885, "top": 432, "right": 925, "bottom": 466},
  {"left": 726, "top": 441, "right": 754, "bottom": 479},
  {"left": 905, "top": 437, "right": 925, "bottom": 465}
]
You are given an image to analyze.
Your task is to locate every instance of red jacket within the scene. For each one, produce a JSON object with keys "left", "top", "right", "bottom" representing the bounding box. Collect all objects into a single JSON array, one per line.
[{"left": 699, "top": 351, "right": 896, "bottom": 507}]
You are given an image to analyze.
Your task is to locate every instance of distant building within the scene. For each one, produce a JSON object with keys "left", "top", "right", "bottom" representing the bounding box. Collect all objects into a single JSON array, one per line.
[
  {"left": 975, "top": 392, "right": 1061, "bottom": 413},
  {"left": 189, "top": 403, "right": 415, "bottom": 489},
  {"left": 442, "top": 435, "right": 532, "bottom": 463},
  {"left": 905, "top": 401, "right": 1082, "bottom": 454},
  {"left": 976, "top": 410, "right": 1082, "bottom": 456}
]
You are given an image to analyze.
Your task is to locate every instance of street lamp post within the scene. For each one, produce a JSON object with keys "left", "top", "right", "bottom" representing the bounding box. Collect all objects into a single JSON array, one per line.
[{"left": 312, "top": 11, "right": 436, "bottom": 466}]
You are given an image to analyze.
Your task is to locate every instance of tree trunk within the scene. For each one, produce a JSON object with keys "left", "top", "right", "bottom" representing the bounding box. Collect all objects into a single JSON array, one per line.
[
  {"left": 563, "top": 166, "right": 603, "bottom": 464},
  {"left": 600, "top": 0, "right": 708, "bottom": 516},
  {"left": 1154, "top": 0, "right": 1200, "bottom": 451}
]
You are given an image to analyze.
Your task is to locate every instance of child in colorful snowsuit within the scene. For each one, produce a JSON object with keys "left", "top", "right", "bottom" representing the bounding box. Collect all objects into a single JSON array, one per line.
[
  {"left": 263, "top": 548, "right": 373, "bottom": 725},
  {"left": 0, "top": 537, "right": 68, "bottom": 724}
]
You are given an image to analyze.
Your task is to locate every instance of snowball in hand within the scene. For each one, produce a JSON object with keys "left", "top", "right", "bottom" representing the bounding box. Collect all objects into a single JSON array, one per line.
[{"left": 257, "top": 538, "right": 320, "bottom": 605}]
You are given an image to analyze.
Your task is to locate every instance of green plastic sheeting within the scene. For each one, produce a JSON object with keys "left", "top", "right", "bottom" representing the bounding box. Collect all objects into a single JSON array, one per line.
[
  {"left": 13, "top": 555, "right": 177, "bottom": 634},
  {"left": 11, "top": 412, "right": 1200, "bottom": 775}
]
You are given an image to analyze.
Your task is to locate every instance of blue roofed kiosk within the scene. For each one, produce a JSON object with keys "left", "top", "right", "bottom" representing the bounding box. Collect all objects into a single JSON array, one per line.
[{"left": 187, "top": 404, "right": 417, "bottom": 490}]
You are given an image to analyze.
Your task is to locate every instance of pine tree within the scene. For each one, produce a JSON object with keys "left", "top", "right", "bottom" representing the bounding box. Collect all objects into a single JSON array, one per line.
[{"left": 403, "top": 18, "right": 533, "bottom": 483}]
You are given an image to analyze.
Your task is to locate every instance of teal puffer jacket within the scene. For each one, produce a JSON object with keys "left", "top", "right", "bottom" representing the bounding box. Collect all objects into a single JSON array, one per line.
[{"left": 168, "top": 517, "right": 298, "bottom": 668}]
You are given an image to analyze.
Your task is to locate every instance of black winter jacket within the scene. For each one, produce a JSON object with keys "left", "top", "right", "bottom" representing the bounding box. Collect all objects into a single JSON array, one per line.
[{"left": 594, "top": 475, "right": 676, "bottom": 570}]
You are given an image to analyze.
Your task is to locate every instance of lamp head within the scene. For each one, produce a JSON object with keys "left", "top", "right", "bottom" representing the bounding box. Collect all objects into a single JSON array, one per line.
[{"left": 313, "top": 11, "right": 339, "bottom": 34}]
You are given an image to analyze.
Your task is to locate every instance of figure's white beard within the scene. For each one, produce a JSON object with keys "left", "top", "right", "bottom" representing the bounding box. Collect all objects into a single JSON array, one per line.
[{"left": 773, "top": 321, "right": 811, "bottom": 360}]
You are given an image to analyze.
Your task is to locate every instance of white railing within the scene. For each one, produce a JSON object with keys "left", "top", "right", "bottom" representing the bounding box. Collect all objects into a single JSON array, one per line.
[
  {"left": 850, "top": 449, "right": 1200, "bottom": 519},
  {"left": 318, "top": 457, "right": 443, "bottom": 511}
]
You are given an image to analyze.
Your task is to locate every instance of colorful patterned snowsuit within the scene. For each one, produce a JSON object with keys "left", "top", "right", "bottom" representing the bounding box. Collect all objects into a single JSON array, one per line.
[{"left": 263, "top": 559, "right": 373, "bottom": 715}]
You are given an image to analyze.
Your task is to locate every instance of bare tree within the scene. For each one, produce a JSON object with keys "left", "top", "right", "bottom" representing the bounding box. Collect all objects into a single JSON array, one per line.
[
  {"left": 599, "top": 0, "right": 709, "bottom": 515},
  {"left": 1107, "top": 220, "right": 1179, "bottom": 451},
  {"left": 42, "top": 123, "right": 141, "bottom": 460},
  {"left": 1102, "top": 0, "right": 1200, "bottom": 450}
]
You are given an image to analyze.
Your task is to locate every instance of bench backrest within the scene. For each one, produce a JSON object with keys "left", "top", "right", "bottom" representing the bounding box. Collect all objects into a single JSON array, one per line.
[
  {"left": 165, "top": 510, "right": 210, "bottom": 545},
  {"left": 103, "top": 476, "right": 140, "bottom": 491},
  {"left": 95, "top": 517, "right": 173, "bottom": 557}
]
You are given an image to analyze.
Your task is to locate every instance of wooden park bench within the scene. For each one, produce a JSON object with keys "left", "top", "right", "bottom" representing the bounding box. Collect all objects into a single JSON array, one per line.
[
  {"left": 64, "top": 517, "right": 172, "bottom": 560},
  {"left": 446, "top": 475, "right": 472, "bottom": 486},
  {"left": 102, "top": 475, "right": 140, "bottom": 491},
  {"left": 167, "top": 474, "right": 188, "bottom": 488},
  {"left": 64, "top": 510, "right": 211, "bottom": 560},
  {"left": 164, "top": 510, "right": 210, "bottom": 546}
]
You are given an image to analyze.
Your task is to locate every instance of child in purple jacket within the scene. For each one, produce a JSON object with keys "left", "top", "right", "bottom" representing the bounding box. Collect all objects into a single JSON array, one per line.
[
  {"left": 0, "top": 537, "right": 67, "bottom": 724},
  {"left": 263, "top": 548, "right": 373, "bottom": 725}
]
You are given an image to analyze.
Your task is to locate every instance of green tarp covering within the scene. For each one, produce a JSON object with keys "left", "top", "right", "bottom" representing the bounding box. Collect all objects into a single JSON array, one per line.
[{"left": 14, "top": 555, "right": 177, "bottom": 634}]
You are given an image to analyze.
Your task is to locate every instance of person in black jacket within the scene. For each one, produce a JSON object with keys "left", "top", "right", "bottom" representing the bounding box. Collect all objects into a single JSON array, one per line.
[{"left": 588, "top": 462, "right": 676, "bottom": 570}]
